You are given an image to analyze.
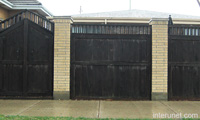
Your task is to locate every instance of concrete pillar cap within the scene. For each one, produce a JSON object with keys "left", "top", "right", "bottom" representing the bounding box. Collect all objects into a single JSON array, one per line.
[
  {"left": 47, "top": 16, "right": 73, "bottom": 23},
  {"left": 149, "top": 18, "right": 169, "bottom": 25}
]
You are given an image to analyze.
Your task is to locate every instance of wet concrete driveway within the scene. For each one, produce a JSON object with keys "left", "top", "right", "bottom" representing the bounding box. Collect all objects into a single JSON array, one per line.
[{"left": 0, "top": 100, "right": 200, "bottom": 119}]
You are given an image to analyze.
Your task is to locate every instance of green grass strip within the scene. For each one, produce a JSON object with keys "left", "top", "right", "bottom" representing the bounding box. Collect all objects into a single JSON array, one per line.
[{"left": 0, "top": 115, "right": 200, "bottom": 120}]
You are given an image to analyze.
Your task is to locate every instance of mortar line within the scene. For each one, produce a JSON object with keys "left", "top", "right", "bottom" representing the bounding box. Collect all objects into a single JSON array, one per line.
[
  {"left": 131, "top": 101, "right": 142, "bottom": 117},
  {"left": 160, "top": 101, "right": 178, "bottom": 114},
  {"left": 17, "top": 100, "right": 41, "bottom": 115},
  {"left": 97, "top": 100, "right": 101, "bottom": 118},
  {"left": 197, "top": 103, "right": 200, "bottom": 107}
]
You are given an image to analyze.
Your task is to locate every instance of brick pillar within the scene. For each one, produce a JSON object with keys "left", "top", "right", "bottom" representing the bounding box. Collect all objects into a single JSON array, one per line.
[
  {"left": 53, "top": 17, "right": 73, "bottom": 99},
  {"left": 149, "top": 18, "right": 168, "bottom": 100}
]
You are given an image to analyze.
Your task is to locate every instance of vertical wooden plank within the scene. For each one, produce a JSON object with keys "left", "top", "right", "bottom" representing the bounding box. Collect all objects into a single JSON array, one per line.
[
  {"left": 13, "top": 17, "right": 15, "bottom": 25},
  {"left": 45, "top": 32, "right": 54, "bottom": 96},
  {"left": 4, "top": 22, "right": 7, "bottom": 29},
  {"left": 30, "top": 13, "right": 32, "bottom": 21},
  {"left": 70, "top": 33, "right": 75, "bottom": 99},
  {"left": 0, "top": 36, "right": 3, "bottom": 60},
  {"left": 193, "top": 28, "right": 196, "bottom": 36},
  {"left": 197, "top": 67, "right": 200, "bottom": 97},
  {"left": 70, "top": 64, "right": 76, "bottom": 99},
  {"left": 8, "top": 19, "right": 11, "bottom": 27},
  {"left": 71, "top": 24, "right": 152, "bottom": 100},
  {"left": 0, "top": 23, "right": 2, "bottom": 31},
  {"left": 170, "top": 26, "right": 173, "bottom": 35},
  {"left": 188, "top": 28, "right": 190, "bottom": 36},
  {"left": 198, "top": 28, "right": 200, "bottom": 36},
  {"left": 22, "top": 19, "right": 28, "bottom": 94},
  {"left": 17, "top": 15, "right": 19, "bottom": 22},
  {"left": 33, "top": 14, "right": 36, "bottom": 23},
  {"left": 52, "top": 23, "right": 54, "bottom": 33},
  {"left": 180, "top": 27, "right": 184, "bottom": 35},
  {"left": 21, "top": 13, "right": 24, "bottom": 20},
  {"left": 0, "top": 36, "right": 3, "bottom": 91}
]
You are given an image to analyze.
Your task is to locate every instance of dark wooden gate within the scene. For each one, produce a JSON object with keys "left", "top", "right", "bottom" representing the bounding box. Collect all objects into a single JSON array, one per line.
[
  {"left": 0, "top": 10, "right": 54, "bottom": 98},
  {"left": 71, "top": 24, "right": 152, "bottom": 100},
  {"left": 169, "top": 24, "right": 200, "bottom": 100}
]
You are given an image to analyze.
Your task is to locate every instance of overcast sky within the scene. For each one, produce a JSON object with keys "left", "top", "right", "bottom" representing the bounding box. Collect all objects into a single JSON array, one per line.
[{"left": 38, "top": 0, "right": 200, "bottom": 16}]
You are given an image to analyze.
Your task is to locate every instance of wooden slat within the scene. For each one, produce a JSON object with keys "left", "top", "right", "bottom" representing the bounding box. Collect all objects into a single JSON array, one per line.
[
  {"left": 0, "top": 10, "right": 54, "bottom": 32},
  {"left": 71, "top": 24, "right": 151, "bottom": 35},
  {"left": 169, "top": 25, "right": 200, "bottom": 36}
]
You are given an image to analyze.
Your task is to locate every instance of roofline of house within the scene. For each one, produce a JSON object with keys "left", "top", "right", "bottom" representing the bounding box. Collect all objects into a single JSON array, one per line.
[
  {"left": 40, "top": 7, "right": 53, "bottom": 17},
  {"left": 12, "top": 5, "right": 53, "bottom": 16},
  {"left": 52, "top": 16, "right": 72, "bottom": 19},
  {"left": 0, "top": 0, "right": 13, "bottom": 8},
  {"left": 0, "top": 0, "right": 53, "bottom": 16},
  {"left": 72, "top": 17, "right": 200, "bottom": 25}
]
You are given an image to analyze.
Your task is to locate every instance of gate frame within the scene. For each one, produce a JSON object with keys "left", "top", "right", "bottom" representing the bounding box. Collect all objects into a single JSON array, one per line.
[
  {"left": 0, "top": 18, "right": 54, "bottom": 99},
  {"left": 168, "top": 24, "right": 200, "bottom": 100},
  {"left": 70, "top": 23, "right": 152, "bottom": 100}
]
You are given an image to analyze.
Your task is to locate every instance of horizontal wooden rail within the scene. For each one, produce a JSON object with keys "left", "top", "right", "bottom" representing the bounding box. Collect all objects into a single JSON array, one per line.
[
  {"left": 169, "top": 25, "right": 200, "bottom": 36},
  {"left": 72, "top": 24, "right": 151, "bottom": 35}
]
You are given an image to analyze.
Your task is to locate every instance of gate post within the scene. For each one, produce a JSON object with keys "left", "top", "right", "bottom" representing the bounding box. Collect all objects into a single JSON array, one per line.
[
  {"left": 53, "top": 16, "right": 73, "bottom": 99},
  {"left": 149, "top": 18, "right": 168, "bottom": 101}
]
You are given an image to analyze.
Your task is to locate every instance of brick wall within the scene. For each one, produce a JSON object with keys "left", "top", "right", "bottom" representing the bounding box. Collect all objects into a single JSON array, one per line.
[
  {"left": 150, "top": 19, "right": 168, "bottom": 100},
  {"left": 9, "top": 10, "right": 39, "bottom": 17},
  {"left": 0, "top": 8, "right": 40, "bottom": 21},
  {"left": 53, "top": 17, "right": 72, "bottom": 92},
  {"left": 0, "top": 7, "right": 9, "bottom": 20},
  {"left": 9, "top": 10, "right": 21, "bottom": 17}
]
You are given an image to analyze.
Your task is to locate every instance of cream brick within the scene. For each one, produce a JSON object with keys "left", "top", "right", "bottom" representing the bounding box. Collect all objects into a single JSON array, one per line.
[
  {"left": 54, "top": 18, "right": 72, "bottom": 92},
  {"left": 152, "top": 89, "right": 164, "bottom": 92},
  {"left": 151, "top": 19, "right": 168, "bottom": 94},
  {"left": 0, "top": 7, "right": 9, "bottom": 20}
]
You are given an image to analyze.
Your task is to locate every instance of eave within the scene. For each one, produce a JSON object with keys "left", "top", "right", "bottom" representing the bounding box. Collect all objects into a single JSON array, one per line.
[{"left": 0, "top": 0, "right": 53, "bottom": 16}]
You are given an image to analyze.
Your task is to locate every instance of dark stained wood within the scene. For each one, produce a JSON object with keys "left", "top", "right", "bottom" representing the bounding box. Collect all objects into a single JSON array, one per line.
[
  {"left": 25, "top": 20, "right": 54, "bottom": 96},
  {"left": 169, "top": 25, "right": 200, "bottom": 100},
  {"left": 0, "top": 22, "right": 24, "bottom": 96},
  {"left": 0, "top": 10, "right": 54, "bottom": 33},
  {"left": 72, "top": 65, "right": 150, "bottom": 99},
  {"left": 23, "top": 18, "right": 28, "bottom": 95},
  {"left": 0, "top": 37, "right": 2, "bottom": 91},
  {"left": 0, "top": 18, "right": 54, "bottom": 98},
  {"left": 71, "top": 24, "right": 152, "bottom": 100},
  {"left": 169, "top": 25, "right": 200, "bottom": 36},
  {"left": 72, "top": 24, "right": 151, "bottom": 35},
  {"left": 169, "top": 65, "right": 200, "bottom": 100}
]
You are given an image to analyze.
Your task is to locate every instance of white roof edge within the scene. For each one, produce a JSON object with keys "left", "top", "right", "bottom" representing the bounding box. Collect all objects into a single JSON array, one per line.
[
  {"left": 53, "top": 16, "right": 72, "bottom": 19},
  {"left": 12, "top": 5, "right": 53, "bottom": 16},
  {"left": 12, "top": 5, "right": 42, "bottom": 8},
  {"left": 72, "top": 17, "right": 200, "bottom": 24},
  {"left": 150, "top": 18, "right": 169, "bottom": 21},
  {"left": 0, "top": 0, "right": 13, "bottom": 8},
  {"left": 72, "top": 17, "right": 151, "bottom": 20},
  {"left": 0, "top": 0, "right": 53, "bottom": 16},
  {"left": 72, "top": 17, "right": 200, "bottom": 21},
  {"left": 173, "top": 18, "right": 200, "bottom": 22},
  {"left": 40, "top": 7, "right": 53, "bottom": 17}
]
